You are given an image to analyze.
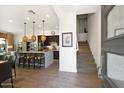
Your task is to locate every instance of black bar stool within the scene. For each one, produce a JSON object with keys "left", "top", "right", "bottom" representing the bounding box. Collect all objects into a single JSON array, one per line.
[
  {"left": 18, "top": 53, "right": 26, "bottom": 68},
  {"left": 28, "top": 53, "right": 35, "bottom": 68},
  {"left": 36, "top": 53, "right": 45, "bottom": 69},
  {"left": 25, "top": 53, "right": 31, "bottom": 68}
]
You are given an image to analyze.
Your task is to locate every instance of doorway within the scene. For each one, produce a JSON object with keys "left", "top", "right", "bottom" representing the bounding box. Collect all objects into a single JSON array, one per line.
[
  {"left": 77, "top": 14, "right": 88, "bottom": 43},
  {"left": 76, "top": 14, "right": 98, "bottom": 74},
  {"left": 101, "top": 5, "right": 124, "bottom": 88}
]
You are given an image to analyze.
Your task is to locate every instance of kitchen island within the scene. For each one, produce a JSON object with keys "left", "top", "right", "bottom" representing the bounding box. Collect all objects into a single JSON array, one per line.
[{"left": 18, "top": 50, "right": 53, "bottom": 68}]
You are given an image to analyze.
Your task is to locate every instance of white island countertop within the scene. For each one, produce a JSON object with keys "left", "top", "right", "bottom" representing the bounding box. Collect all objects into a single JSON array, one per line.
[{"left": 18, "top": 50, "right": 53, "bottom": 53}]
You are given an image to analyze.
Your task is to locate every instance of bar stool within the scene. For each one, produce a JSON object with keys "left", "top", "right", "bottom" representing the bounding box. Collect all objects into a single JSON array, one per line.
[
  {"left": 36, "top": 53, "right": 45, "bottom": 68},
  {"left": 25, "top": 53, "right": 31, "bottom": 68},
  {"left": 28, "top": 53, "right": 35, "bottom": 68},
  {"left": 18, "top": 53, "right": 26, "bottom": 67},
  {"left": 23, "top": 53, "right": 27, "bottom": 68}
]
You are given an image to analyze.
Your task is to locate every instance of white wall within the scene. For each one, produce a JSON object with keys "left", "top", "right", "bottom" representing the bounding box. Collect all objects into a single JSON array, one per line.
[
  {"left": 59, "top": 14, "right": 77, "bottom": 72},
  {"left": 87, "top": 6, "right": 101, "bottom": 68},
  {"left": 53, "top": 6, "right": 77, "bottom": 72}
]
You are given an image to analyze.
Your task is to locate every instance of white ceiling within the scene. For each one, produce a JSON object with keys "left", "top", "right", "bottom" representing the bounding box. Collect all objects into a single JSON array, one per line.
[{"left": 0, "top": 5, "right": 59, "bottom": 34}]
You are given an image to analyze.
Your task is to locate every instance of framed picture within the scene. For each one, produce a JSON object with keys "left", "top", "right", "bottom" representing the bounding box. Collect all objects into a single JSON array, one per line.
[{"left": 62, "top": 32, "right": 73, "bottom": 47}]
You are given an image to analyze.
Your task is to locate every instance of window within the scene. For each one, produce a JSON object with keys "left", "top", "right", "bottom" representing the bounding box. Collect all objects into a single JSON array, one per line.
[{"left": 107, "top": 6, "right": 124, "bottom": 38}]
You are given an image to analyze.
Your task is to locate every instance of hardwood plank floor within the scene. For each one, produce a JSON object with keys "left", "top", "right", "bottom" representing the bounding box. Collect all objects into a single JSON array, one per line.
[{"left": 2, "top": 42, "right": 101, "bottom": 88}]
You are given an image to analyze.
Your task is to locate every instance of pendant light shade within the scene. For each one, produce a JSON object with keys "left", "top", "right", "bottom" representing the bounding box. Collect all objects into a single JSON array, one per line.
[
  {"left": 41, "top": 20, "right": 46, "bottom": 42},
  {"left": 31, "top": 35, "right": 36, "bottom": 42},
  {"left": 22, "top": 22, "right": 28, "bottom": 42},
  {"left": 31, "top": 21, "right": 36, "bottom": 42},
  {"left": 23, "top": 35, "right": 28, "bottom": 42},
  {"left": 41, "top": 35, "right": 46, "bottom": 42}
]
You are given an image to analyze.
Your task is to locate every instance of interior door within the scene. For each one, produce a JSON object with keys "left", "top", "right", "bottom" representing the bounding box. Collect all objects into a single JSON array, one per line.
[{"left": 101, "top": 5, "right": 124, "bottom": 88}]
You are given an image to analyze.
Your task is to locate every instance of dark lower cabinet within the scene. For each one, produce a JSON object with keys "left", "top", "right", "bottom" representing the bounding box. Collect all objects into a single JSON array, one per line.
[{"left": 54, "top": 51, "right": 59, "bottom": 59}]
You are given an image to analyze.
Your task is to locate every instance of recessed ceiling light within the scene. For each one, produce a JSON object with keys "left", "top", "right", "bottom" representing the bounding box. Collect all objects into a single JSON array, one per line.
[
  {"left": 8, "top": 19, "right": 13, "bottom": 23},
  {"left": 26, "top": 17, "right": 30, "bottom": 20},
  {"left": 46, "top": 14, "right": 50, "bottom": 18}
]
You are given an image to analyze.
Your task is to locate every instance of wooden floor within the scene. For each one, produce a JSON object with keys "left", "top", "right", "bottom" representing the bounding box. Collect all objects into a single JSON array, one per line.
[{"left": 3, "top": 42, "right": 101, "bottom": 88}]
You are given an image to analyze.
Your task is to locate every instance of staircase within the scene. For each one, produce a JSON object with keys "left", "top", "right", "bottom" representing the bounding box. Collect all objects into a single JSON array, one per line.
[{"left": 77, "top": 42, "right": 98, "bottom": 74}]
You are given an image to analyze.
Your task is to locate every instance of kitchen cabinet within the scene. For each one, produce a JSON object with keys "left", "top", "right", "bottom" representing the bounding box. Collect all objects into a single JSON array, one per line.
[
  {"left": 7, "top": 33, "right": 14, "bottom": 51},
  {"left": 0, "top": 32, "right": 14, "bottom": 51},
  {"left": 53, "top": 51, "right": 59, "bottom": 59},
  {"left": 7, "top": 34, "right": 14, "bottom": 45}
]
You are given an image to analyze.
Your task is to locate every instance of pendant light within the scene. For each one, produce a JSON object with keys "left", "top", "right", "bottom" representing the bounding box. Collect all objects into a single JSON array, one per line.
[
  {"left": 31, "top": 21, "right": 36, "bottom": 42},
  {"left": 22, "top": 22, "right": 28, "bottom": 42},
  {"left": 41, "top": 20, "right": 46, "bottom": 42}
]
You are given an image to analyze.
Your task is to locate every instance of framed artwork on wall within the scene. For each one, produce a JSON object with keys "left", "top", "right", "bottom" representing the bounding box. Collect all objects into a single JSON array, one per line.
[{"left": 62, "top": 32, "right": 73, "bottom": 47}]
